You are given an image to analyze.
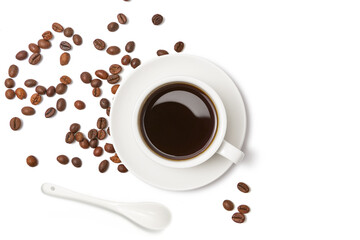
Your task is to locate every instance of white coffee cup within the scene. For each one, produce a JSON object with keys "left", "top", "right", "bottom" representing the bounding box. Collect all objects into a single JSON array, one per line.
[{"left": 132, "top": 76, "right": 244, "bottom": 168}]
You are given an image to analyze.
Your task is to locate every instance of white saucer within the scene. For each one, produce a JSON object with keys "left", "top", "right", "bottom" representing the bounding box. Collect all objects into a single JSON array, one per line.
[{"left": 110, "top": 54, "right": 247, "bottom": 191}]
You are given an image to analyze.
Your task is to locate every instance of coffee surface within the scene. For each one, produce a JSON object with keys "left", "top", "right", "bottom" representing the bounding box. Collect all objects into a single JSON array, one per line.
[{"left": 140, "top": 83, "right": 217, "bottom": 160}]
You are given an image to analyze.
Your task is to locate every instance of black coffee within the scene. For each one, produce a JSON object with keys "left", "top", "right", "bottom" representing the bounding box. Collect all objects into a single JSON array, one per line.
[{"left": 140, "top": 83, "right": 217, "bottom": 160}]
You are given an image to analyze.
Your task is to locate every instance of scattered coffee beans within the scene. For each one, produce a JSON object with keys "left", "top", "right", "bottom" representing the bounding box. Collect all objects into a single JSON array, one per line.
[
  {"left": 152, "top": 14, "right": 164, "bottom": 25},
  {"left": 56, "top": 98, "right": 67, "bottom": 111},
  {"left": 237, "top": 182, "right": 250, "bottom": 193},
  {"left": 65, "top": 132, "right": 75, "bottom": 143},
  {"left": 174, "top": 41, "right": 185, "bottom": 52},
  {"left": 60, "top": 75, "right": 72, "bottom": 85},
  {"left": 80, "top": 72, "right": 92, "bottom": 84},
  {"left": 64, "top": 27, "right": 74, "bottom": 37},
  {"left": 100, "top": 98, "right": 110, "bottom": 109},
  {"left": 80, "top": 139, "right": 90, "bottom": 149},
  {"left": 57, "top": 155, "right": 69, "bottom": 165},
  {"left": 97, "top": 130, "right": 106, "bottom": 140},
  {"left": 10, "top": 117, "right": 21, "bottom": 130},
  {"left": 117, "top": 13, "right": 127, "bottom": 24},
  {"left": 97, "top": 117, "right": 108, "bottom": 129},
  {"left": 89, "top": 139, "right": 99, "bottom": 148},
  {"left": 92, "top": 87, "right": 102, "bottom": 97},
  {"left": 5, "top": 78, "right": 15, "bottom": 88},
  {"left": 109, "top": 64, "right": 122, "bottom": 74},
  {"left": 42, "top": 31, "right": 53, "bottom": 40},
  {"left": 60, "top": 41, "right": 72, "bottom": 51},
  {"left": 72, "top": 34, "right": 83, "bottom": 45},
  {"left": 94, "top": 146, "right": 103, "bottom": 157},
  {"left": 70, "top": 123, "right": 80, "bottom": 133},
  {"left": 38, "top": 39, "right": 51, "bottom": 49},
  {"left": 104, "top": 143, "right": 115, "bottom": 153},
  {"left": 106, "top": 107, "right": 111, "bottom": 116},
  {"left": 107, "top": 74, "right": 120, "bottom": 84},
  {"left": 91, "top": 79, "right": 102, "bottom": 88},
  {"left": 15, "top": 88, "right": 27, "bottom": 99},
  {"left": 60, "top": 52, "right": 70, "bottom": 66},
  {"left": 99, "top": 160, "right": 109, "bottom": 173},
  {"left": 45, "top": 107, "right": 56, "bottom": 118},
  {"left": 107, "top": 22, "right": 119, "bottom": 32},
  {"left": 95, "top": 70, "right": 108, "bottom": 80},
  {"left": 223, "top": 200, "right": 235, "bottom": 211},
  {"left": 75, "top": 132, "right": 84, "bottom": 142},
  {"left": 21, "top": 107, "right": 35, "bottom": 116},
  {"left": 29, "top": 53, "right": 41, "bottom": 65},
  {"left": 30, "top": 93, "right": 42, "bottom": 105},
  {"left": 52, "top": 22, "right": 64, "bottom": 32},
  {"left": 5, "top": 89, "right": 15, "bottom": 99},
  {"left": 111, "top": 84, "right": 120, "bottom": 94},
  {"left": 125, "top": 41, "right": 135, "bottom": 53},
  {"left": 110, "top": 154, "right": 121, "bottom": 163},
  {"left": 106, "top": 46, "right": 121, "bottom": 55},
  {"left": 238, "top": 205, "right": 250, "bottom": 214},
  {"left": 16, "top": 50, "right": 28, "bottom": 60},
  {"left": 24, "top": 79, "right": 37, "bottom": 88},
  {"left": 232, "top": 212, "right": 246, "bottom": 223},
  {"left": 26, "top": 155, "right": 38, "bottom": 167},
  {"left": 29, "top": 43, "right": 40, "bottom": 53},
  {"left": 46, "top": 86, "right": 56, "bottom": 97},
  {"left": 88, "top": 129, "right": 98, "bottom": 140},
  {"left": 74, "top": 100, "right": 86, "bottom": 110},
  {"left": 118, "top": 164, "right": 128, "bottom": 173},
  {"left": 93, "top": 39, "right": 106, "bottom": 50},
  {"left": 131, "top": 58, "right": 141, "bottom": 68},
  {"left": 71, "top": 157, "right": 82, "bottom": 168},
  {"left": 157, "top": 50, "right": 169, "bottom": 56},
  {"left": 121, "top": 55, "right": 131, "bottom": 65},
  {"left": 8, "top": 65, "right": 19, "bottom": 78},
  {"left": 55, "top": 83, "right": 67, "bottom": 94},
  {"left": 35, "top": 85, "right": 46, "bottom": 95}
]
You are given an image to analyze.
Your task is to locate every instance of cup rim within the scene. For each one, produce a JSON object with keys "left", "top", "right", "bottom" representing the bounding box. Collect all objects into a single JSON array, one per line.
[{"left": 132, "top": 75, "right": 227, "bottom": 168}]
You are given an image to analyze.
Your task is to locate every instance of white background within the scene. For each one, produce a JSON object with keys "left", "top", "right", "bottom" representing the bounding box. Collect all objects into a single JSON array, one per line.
[{"left": 1, "top": 0, "right": 360, "bottom": 239}]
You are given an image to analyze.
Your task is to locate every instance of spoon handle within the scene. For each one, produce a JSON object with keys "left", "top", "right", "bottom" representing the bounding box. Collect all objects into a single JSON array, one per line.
[{"left": 41, "top": 183, "right": 116, "bottom": 211}]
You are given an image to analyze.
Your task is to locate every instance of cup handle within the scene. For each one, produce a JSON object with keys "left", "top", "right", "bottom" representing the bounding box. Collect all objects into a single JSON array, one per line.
[{"left": 216, "top": 140, "right": 245, "bottom": 164}]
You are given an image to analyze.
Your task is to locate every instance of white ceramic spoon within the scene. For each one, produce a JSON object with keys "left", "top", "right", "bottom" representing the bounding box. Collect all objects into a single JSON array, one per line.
[{"left": 41, "top": 183, "right": 171, "bottom": 231}]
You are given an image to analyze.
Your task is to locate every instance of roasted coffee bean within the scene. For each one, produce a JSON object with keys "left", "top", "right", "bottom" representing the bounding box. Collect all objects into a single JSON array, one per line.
[
  {"left": 110, "top": 154, "right": 121, "bottom": 163},
  {"left": 95, "top": 70, "right": 109, "bottom": 80},
  {"left": 118, "top": 164, "right": 128, "bottom": 173},
  {"left": 80, "top": 139, "right": 90, "bottom": 149},
  {"left": 35, "top": 85, "right": 46, "bottom": 95},
  {"left": 157, "top": 49, "right": 169, "bottom": 56},
  {"left": 223, "top": 200, "right": 235, "bottom": 211},
  {"left": 57, "top": 155, "right": 69, "bottom": 165},
  {"left": 237, "top": 182, "right": 250, "bottom": 193},
  {"left": 70, "top": 123, "right": 80, "bottom": 133},
  {"left": 42, "top": 31, "right": 53, "bottom": 40},
  {"left": 106, "top": 108, "right": 111, "bottom": 116},
  {"left": 92, "top": 87, "right": 101, "bottom": 97},
  {"left": 107, "top": 74, "right": 120, "bottom": 84},
  {"left": 121, "top": 55, "right": 131, "bottom": 65},
  {"left": 64, "top": 27, "right": 74, "bottom": 37},
  {"left": 29, "top": 43, "right": 40, "bottom": 53},
  {"left": 52, "top": 22, "right": 64, "bottom": 32},
  {"left": 97, "top": 117, "right": 108, "bottom": 129},
  {"left": 111, "top": 84, "right": 120, "bottom": 94},
  {"left": 26, "top": 155, "right": 38, "bottom": 167},
  {"left": 97, "top": 130, "right": 106, "bottom": 140},
  {"left": 109, "top": 64, "right": 122, "bottom": 75},
  {"left": 91, "top": 79, "right": 102, "bottom": 88},
  {"left": 10, "top": 117, "right": 21, "bottom": 130},
  {"left": 174, "top": 41, "right": 185, "bottom": 52},
  {"left": 65, "top": 132, "right": 75, "bottom": 143},
  {"left": 107, "top": 22, "right": 119, "bottom": 32},
  {"left": 152, "top": 14, "right": 163, "bottom": 25},
  {"left": 15, "top": 88, "right": 27, "bottom": 99},
  {"left": 8, "top": 65, "right": 19, "bottom": 78},
  {"left": 89, "top": 139, "right": 99, "bottom": 148},
  {"left": 74, "top": 100, "right": 85, "bottom": 110},
  {"left": 29, "top": 53, "right": 41, "bottom": 65},
  {"left": 93, "top": 39, "right": 106, "bottom": 50},
  {"left": 38, "top": 39, "right": 51, "bottom": 49},
  {"left": 55, "top": 83, "right": 67, "bottom": 94},
  {"left": 5, "top": 89, "right": 15, "bottom": 99},
  {"left": 45, "top": 107, "right": 56, "bottom": 118},
  {"left": 117, "top": 13, "right": 127, "bottom": 24},
  {"left": 125, "top": 41, "right": 135, "bottom": 53},
  {"left": 131, "top": 58, "right": 141, "bottom": 68},
  {"left": 238, "top": 205, "right": 250, "bottom": 214},
  {"left": 71, "top": 157, "right": 82, "bottom": 168},
  {"left": 56, "top": 98, "right": 67, "bottom": 111},
  {"left": 24, "top": 79, "right": 37, "bottom": 87},
  {"left": 104, "top": 143, "right": 115, "bottom": 153},
  {"left": 70, "top": 157, "right": 82, "bottom": 168},
  {"left": 106, "top": 46, "right": 121, "bottom": 55},
  {"left": 30, "top": 93, "right": 42, "bottom": 105},
  {"left": 60, "top": 75, "right": 72, "bottom": 85},
  {"left": 75, "top": 132, "right": 84, "bottom": 142},
  {"left": 88, "top": 129, "right": 98, "bottom": 140},
  {"left": 21, "top": 106, "right": 35, "bottom": 116},
  {"left": 99, "top": 160, "right": 109, "bottom": 173},
  {"left": 16, "top": 50, "right": 28, "bottom": 60},
  {"left": 46, "top": 86, "right": 56, "bottom": 97},
  {"left": 94, "top": 147, "right": 103, "bottom": 157},
  {"left": 60, "top": 52, "right": 70, "bottom": 66},
  {"left": 5, "top": 78, "right": 15, "bottom": 88},
  {"left": 72, "top": 34, "right": 83, "bottom": 45},
  {"left": 100, "top": 98, "right": 110, "bottom": 109},
  {"left": 60, "top": 41, "right": 72, "bottom": 51},
  {"left": 232, "top": 212, "right": 246, "bottom": 223},
  {"left": 80, "top": 72, "right": 92, "bottom": 84}
]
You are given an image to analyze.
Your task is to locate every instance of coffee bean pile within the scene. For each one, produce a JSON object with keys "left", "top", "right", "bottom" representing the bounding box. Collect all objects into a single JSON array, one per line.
[
  {"left": 223, "top": 182, "right": 251, "bottom": 224},
  {"left": 4, "top": 1, "right": 185, "bottom": 174}
]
